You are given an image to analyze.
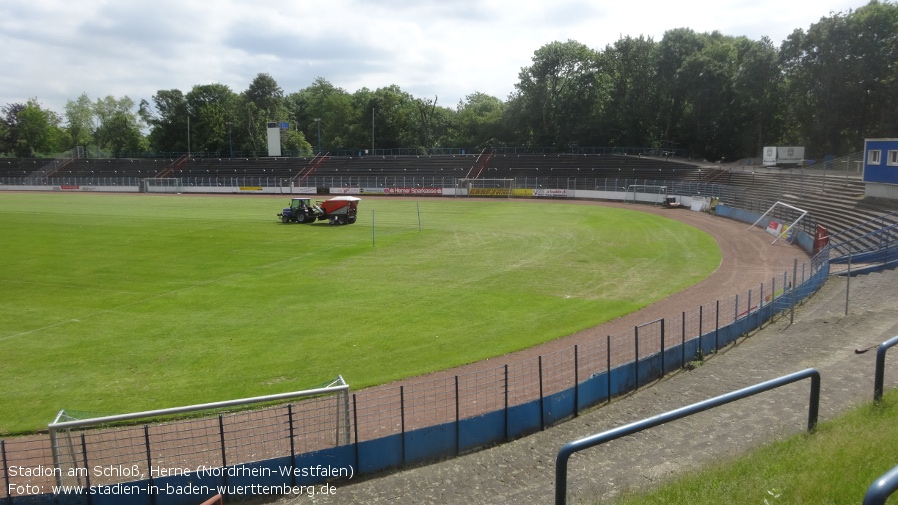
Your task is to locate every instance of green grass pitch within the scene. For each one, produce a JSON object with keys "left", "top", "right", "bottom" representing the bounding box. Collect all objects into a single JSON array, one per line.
[{"left": 0, "top": 192, "right": 720, "bottom": 434}]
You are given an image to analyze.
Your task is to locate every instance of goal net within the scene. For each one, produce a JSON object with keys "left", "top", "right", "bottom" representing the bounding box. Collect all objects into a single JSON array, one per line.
[
  {"left": 47, "top": 376, "right": 351, "bottom": 488},
  {"left": 144, "top": 178, "right": 183, "bottom": 193},
  {"left": 624, "top": 184, "right": 668, "bottom": 205},
  {"left": 457, "top": 178, "right": 516, "bottom": 198}
]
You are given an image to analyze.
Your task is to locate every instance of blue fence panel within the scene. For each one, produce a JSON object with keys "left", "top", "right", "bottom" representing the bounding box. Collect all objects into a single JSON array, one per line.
[
  {"left": 507, "top": 401, "right": 542, "bottom": 438},
  {"left": 682, "top": 335, "right": 701, "bottom": 362},
  {"left": 577, "top": 373, "right": 609, "bottom": 409},
  {"left": 293, "top": 445, "right": 353, "bottom": 485},
  {"left": 544, "top": 389, "right": 577, "bottom": 426},
  {"left": 356, "top": 434, "right": 402, "bottom": 475},
  {"left": 405, "top": 423, "right": 456, "bottom": 466},
  {"left": 717, "top": 321, "right": 743, "bottom": 347},
  {"left": 714, "top": 204, "right": 762, "bottom": 225},
  {"left": 637, "top": 352, "right": 663, "bottom": 385},
  {"left": 662, "top": 343, "right": 686, "bottom": 374},
  {"left": 609, "top": 363, "right": 636, "bottom": 397},
  {"left": 459, "top": 411, "right": 506, "bottom": 452},
  {"left": 698, "top": 330, "right": 717, "bottom": 355}
]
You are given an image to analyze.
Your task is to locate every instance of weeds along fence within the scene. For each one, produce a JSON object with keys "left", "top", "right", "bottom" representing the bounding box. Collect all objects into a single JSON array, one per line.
[{"left": 0, "top": 239, "right": 830, "bottom": 505}]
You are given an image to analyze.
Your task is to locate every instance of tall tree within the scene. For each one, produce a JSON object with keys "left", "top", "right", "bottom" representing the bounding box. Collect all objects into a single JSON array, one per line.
[
  {"left": 599, "top": 35, "right": 661, "bottom": 147},
  {"left": 0, "top": 103, "right": 26, "bottom": 155},
  {"left": 89, "top": 95, "right": 146, "bottom": 155},
  {"left": 368, "top": 85, "right": 417, "bottom": 151},
  {"left": 185, "top": 84, "right": 238, "bottom": 154},
  {"left": 2, "top": 100, "right": 68, "bottom": 156},
  {"left": 239, "top": 73, "right": 285, "bottom": 152},
  {"left": 512, "top": 40, "right": 601, "bottom": 149},
  {"left": 286, "top": 77, "right": 354, "bottom": 153},
  {"left": 454, "top": 92, "right": 507, "bottom": 149},
  {"left": 731, "top": 36, "right": 784, "bottom": 155},
  {"left": 836, "top": 0, "right": 898, "bottom": 142},
  {"left": 63, "top": 93, "right": 96, "bottom": 150},
  {"left": 139, "top": 89, "right": 189, "bottom": 153},
  {"left": 656, "top": 29, "right": 706, "bottom": 153}
]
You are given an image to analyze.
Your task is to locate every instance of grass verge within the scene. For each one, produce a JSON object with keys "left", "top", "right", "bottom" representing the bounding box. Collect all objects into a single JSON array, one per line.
[{"left": 612, "top": 388, "right": 898, "bottom": 504}]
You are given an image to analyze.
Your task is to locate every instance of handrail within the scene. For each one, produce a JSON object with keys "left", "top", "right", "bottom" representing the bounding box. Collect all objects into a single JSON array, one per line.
[
  {"left": 831, "top": 221, "right": 898, "bottom": 258},
  {"left": 863, "top": 465, "right": 898, "bottom": 505},
  {"left": 874, "top": 335, "right": 898, "bottom": 401},
  {"left": 831, "top": 209, "right": 898, "bottom": 241},
  {"left": 554, "top": 368, "right": 821, "bottom": 505}
]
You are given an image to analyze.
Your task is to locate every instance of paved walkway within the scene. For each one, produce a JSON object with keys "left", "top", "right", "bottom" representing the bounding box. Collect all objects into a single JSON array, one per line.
[{"left": 265, "top": 268, "right": 898, "bottom": 505}]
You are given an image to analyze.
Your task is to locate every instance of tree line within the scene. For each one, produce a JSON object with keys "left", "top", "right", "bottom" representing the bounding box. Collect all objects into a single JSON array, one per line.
[{"left": 2, "top": 0, "right": 896, "bottom": 161}]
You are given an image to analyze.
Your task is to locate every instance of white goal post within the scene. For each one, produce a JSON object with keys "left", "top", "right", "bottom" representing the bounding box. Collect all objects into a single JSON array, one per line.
[
  {"left": 624, "top": 184, "right": 668, "bottom": 205},
  {"left": 749, "top": 201, "right": 809, "bottom": 245},
  {"left": 143, "top": 178, "right": 183, "bottom": 193},
  {"left": 47, "top": 376, "right": 351, "bottom": 487}
]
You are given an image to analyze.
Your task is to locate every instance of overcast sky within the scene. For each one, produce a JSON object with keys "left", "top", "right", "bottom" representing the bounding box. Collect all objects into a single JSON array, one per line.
[{"left": 1, "top": 0, "right": 872, "bottom": 116}]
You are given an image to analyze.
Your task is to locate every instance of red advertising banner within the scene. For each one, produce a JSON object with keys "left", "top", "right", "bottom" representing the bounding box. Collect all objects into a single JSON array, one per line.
[{"left": 813, "top": 224, "right": 829, "bottom": 254}]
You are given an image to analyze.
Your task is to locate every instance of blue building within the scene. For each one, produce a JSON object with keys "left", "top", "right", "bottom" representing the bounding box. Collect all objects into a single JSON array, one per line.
[{"left": 863, "top": 138, "right": 898, "bottom": 200}]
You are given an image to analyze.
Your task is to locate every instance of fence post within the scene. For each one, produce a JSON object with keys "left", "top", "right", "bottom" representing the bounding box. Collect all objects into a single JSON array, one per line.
[
  {"left": 218, "top": 415, "right": 228, "bottom": 490},
  {"left": 681, "top": 312, "right": 686, "bottom": 368},
  {"left": 715, "top": 300, "right": 720, "bottom": 351},
  {"left": 760, "top": 282, "right": 765, "bottom": 327},
  {"left": 698, "top": 306, "right": 703, "bottom": 354},
  {"left": 574, "top": 345, "right": 579, "bottom": 416},
  {"left": 791, "top": 259, "right": 798, "bottom": 324},
  {"left": 2, "top": 441, "right": 11, "bottom": 505},
  {"left": 400, "top": 386, "right": 406, "bottom": 465},
  {"left": 455, "top": 376, "right": 460, "bottom": 455},
  {"left": 287, "top": 405, "right": 297, "bottom": 486},
  {"left": 352, "top": 394, "right": 360, "bottom": 472},
  {"left": 80, "top": 434, "right": 92, "bottom": 505},
  {"left": 634, "top": 326, "right": 640, "bottom": 389},
  {"left": 504, "top": 365, "right": 509, "bottom": 441},
  {"left": 539, "top": 356, "right": 545, "bottom": 430},
  {"left": 846, "top": 252, "right": 852, "bottom": 316},
  {"left": 772, "top": 276, "right": 777, "bottom": 308},
  {"left": 606, "top": 336, "right": 612, "bottom": 403},
  {"left": 782, "top": 270, "right": 788, "bottom": 301},
  {"left": 660, "top": 319, "right": 666, "bottom": 377},
  {"left": 144, "top": 425, "right": 156, "bottom": 505}
]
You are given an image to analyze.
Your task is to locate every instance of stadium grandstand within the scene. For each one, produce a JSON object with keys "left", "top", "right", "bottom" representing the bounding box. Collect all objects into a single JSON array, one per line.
[{"left": 2, "top": 150, "right": 896, "bottom": 233}]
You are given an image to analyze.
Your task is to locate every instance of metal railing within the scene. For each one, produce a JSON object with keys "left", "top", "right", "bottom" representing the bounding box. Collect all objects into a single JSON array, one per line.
[
  {"left": 554, "top": 368, "right": 821, "bottom": 505},
  {"left": 864, "top": 464, "right": 898, "bottom": 505},
  {"left": 874, "top": 335, "right": 898, "bottom": 402}
]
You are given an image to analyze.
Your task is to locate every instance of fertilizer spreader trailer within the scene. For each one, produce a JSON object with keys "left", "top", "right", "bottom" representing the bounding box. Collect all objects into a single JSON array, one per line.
[{"left": 278, "top": 196, "right": 360, "bottom": 225}]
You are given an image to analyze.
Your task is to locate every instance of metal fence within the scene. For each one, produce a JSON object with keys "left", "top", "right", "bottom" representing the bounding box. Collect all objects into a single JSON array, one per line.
[{"left": 0, "top": 175, "right": 725, "bottom": 197}]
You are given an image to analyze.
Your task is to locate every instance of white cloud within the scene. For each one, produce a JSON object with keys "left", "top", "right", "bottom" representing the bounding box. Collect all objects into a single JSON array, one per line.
[{"left": 0, "top": 0, "right": 871, "bottom": 116}]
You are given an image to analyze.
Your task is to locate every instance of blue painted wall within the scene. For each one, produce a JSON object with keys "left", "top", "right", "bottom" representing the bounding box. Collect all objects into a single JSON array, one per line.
[{"left": 864, "top": 139, "right": 898, "bottom": 185}]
